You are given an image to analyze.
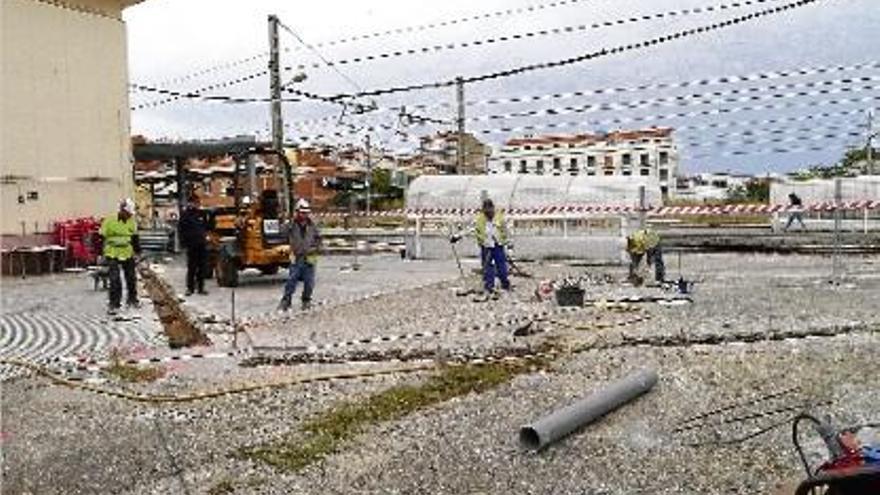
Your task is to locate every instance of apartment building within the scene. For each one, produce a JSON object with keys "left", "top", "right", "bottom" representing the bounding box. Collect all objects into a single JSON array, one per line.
[{"left": 488, "top": 128, "right": 679, "bottom": 196}]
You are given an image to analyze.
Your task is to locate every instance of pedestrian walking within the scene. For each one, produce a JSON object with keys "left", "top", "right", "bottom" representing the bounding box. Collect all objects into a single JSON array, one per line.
[
  {"left": 178, "top": 194, "right": 210, "bottom": 296},
  {"left": 626, "top": 227, "right": 665, "bottom": 285},
  {"left": 100, "top": 198, "right": 140, "bottom": 314},
  {"left": 783, "top": 192, "right": 806, "bottom": 231},
  {"left": 451, "top": 198, "right": 512, "bottom": 301},
  {"left": 278, "top": 199, "right": 322, "bottom": 311}
]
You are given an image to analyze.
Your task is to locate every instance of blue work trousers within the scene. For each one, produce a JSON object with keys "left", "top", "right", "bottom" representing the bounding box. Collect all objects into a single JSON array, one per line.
[
  {"left": 283, "top": 259, "right": 315, "bottom": 302},
  {"left": 481, "top": 245, "right": 510, "bottom": 292}
]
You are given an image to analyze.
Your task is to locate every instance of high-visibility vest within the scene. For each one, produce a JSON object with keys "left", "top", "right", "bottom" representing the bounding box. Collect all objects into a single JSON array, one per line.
[
  {"left": 628, "top": 228, "right": 660, "bottom": 255},
  {"left": 474, "top": 211, "right": 508, "bottom": 247},
  {"left": 100, "top": 216, "right": 137, "bottom": 260}
]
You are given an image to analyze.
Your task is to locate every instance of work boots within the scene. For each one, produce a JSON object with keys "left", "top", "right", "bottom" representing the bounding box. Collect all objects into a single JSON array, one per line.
[{"left": 277, "top": 297, "right": 292, "bottom": 312}]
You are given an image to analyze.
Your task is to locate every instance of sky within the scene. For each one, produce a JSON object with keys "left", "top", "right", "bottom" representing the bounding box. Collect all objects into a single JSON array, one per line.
[{"left": 124, "top": 0, "right": 880, "bottom": 175}]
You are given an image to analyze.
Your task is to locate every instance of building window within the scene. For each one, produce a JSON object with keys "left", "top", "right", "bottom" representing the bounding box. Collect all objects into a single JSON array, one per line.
[
  {"left": 587, "top": 170, "right": 596, "bottom": 176},
  {"left": 622, "top": 170, "right": 632, "bottom": 176},
  {"left": 503, "top": 161, "right": 512, "bottom": 172},
  {"left": 622, "top": 153, "right": 632, "bottom": 166},
  {"left": 604, "top": 169, "right": 614, "bottom": 176},
  {"left": 569, "top": 158, "right": 578, "bottom": 172},
  {"left": 553, "top": 157, "right": 561, "bottom": 170},
  {"left": 568, "top": 143, "right": 576, "bottom": 148},
  {"left": 519, "top": 160, "right": 527, "bottom": 173},
  {"left": 640, "top": 168, "right": 650, "bottom": 176},
  {"left": 659, "top": 151, "right": 669, "bottom": 165},
  {"left": 537, "top": 146, "right": 544, "bottom": 151},
  {"left": 553, "top": 143, "right": 560, "bottom": 148},
  {"left": 587, "top": 156, "right": 596, "bottom": 168},
  {"left": 604, "top": 156, "right": 614, "bottom": 168},
  {"left": 659, "top": 169, "right": 669, "bottom": 181},
  {"left": 524, "top": 145, "right": 531, "bottom": 150},
  {"left": 640, "top": 154, "right": 650, "bottom": 166},
  {"left": 536, "top": 160, "right": 545, "bottom": 174}
]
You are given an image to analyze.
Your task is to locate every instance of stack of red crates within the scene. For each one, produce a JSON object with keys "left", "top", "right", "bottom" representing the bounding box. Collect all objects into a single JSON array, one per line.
[{"left": 53, "top": 217, "right": 102, "bottom": 266}]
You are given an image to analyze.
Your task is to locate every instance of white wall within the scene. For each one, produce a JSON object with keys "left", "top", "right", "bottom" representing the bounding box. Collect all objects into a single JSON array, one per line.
[{"left": 1, "top": 0, "right": 134, "bottom": 235}]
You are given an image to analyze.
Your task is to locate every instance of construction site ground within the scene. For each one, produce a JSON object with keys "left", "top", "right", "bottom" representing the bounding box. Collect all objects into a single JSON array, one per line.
[{"left": 1, "top": 252, "right": 878, "bottom": 494}]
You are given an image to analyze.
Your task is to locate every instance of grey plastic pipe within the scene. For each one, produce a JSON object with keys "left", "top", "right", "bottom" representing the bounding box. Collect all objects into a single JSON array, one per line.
[{"left": 519, "top": 368, "right": 658, "bottom": 451}]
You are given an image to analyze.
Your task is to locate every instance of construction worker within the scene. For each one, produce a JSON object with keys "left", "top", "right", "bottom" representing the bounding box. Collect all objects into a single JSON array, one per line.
[
  {"left": 100, "top": 198, "right": 140, "bottom": 314},
  {"left": 626, "top": 227, "right": 665, "bottom": 285},
  {"left": 451, "top": 198, "right": 511, "bottom": 299},
  {"left": 178, "top": 194, "right": 209, "bottom": 296},
  {"left": 278, "top": 199, "right": 322, "bottom": 311},
  {"left": 783, "top": 192, "right": 807, "bottom": 232}
]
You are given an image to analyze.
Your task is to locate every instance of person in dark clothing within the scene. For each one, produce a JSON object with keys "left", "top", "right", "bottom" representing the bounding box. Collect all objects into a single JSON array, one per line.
[
  {"left": 178, "top": 195, "right": 210, "bottom": 296},
  {"left": 784, "top": 192, "right": 806, "bottom": 232}
]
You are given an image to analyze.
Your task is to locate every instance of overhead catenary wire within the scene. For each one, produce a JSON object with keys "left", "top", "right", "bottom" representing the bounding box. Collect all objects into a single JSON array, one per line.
[
  {"left": 294, "top": 0, "right": 787, "bottom": 71},
  {"left": 284, "top": 91, "right": 879, "bottom": 145},
  {"left": 133, "top": 0, "right": 598, "bottom": 90},
  {"left": 283, "top": 61, "right": 880, "bottom": 130},
  {"left": 317, "top": 0, "right": 828, "bottom": 101},
  {"left": 131, "top": 0, "right": 827, "bottom": 112}
]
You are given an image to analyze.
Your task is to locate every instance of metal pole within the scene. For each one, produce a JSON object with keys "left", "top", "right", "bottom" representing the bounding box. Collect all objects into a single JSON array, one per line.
[
  {"left": 365, "top": 135, "right": 371, "bottom": 216},
  {"left": 638, "top": 185, "right": 647, "bottom": 229},
  {"left": 456, "top": 77, "right": 465, "bottom": 174},
  {"left": 268, "top": 14, "right": 291, "bottom": 214},
  {"left": 867, "top": 110, "right": 875, "bottom": 175},
  {"left": 833, "top": 178, "right": 842, "bottom": 281},
  {"left": 231, "top": 287, "right": 237, "bottom": 349}
]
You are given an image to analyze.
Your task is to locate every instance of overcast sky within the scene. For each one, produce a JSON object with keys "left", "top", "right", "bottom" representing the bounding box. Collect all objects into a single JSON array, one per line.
[{"left": 124, "top": 0, "right": 879, "bottom": 174}]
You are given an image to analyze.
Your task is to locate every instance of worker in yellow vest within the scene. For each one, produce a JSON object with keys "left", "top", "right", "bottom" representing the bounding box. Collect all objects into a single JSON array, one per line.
[
  {"left": 626, "top": 227, "right": 665, "bottom": 285},
  {"left": 451, "top": 198, "right": 511, "bottom": 300},
  {"left": 100, "top": 198, "right": 141, "bottom": 314}
]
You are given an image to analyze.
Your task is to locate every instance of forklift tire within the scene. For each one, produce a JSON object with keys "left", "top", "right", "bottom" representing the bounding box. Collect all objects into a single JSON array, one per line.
[
  {"left": 217, "top": 256, "right": 239, "bottom": 287},
  {"left": 259, "top": 265, "right": 280, "bottom": 276}
]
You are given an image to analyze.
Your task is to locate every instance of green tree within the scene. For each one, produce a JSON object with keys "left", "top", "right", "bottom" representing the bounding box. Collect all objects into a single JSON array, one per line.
[{"left": 727, "top": 178, "right": 770, "bottom": 203}]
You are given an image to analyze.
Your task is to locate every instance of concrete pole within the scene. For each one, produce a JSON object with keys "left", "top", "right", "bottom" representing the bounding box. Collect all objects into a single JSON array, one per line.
[
  {"left": 415, "top": 216, "right": 422, "bottom": 259},
  {"left": 456, "top": 77, "right": 465, "bottom": 174},
  {"left": 268, "top": 14, "right": 291, "bottom": 214}
]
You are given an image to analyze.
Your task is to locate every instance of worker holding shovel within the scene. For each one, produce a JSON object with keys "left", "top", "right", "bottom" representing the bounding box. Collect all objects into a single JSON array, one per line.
[{"left": 450, "top": 198, "right": 512, "bottom": 301}]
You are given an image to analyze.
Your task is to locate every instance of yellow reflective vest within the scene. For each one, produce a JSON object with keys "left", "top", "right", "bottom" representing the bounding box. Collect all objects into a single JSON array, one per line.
[
  {"left": 474, "top": 211, "right": 509, "bottom": 247},
  {"left": 628, "top": 228, "right": 660, "bottom": 255},
  {"left": 100, "top": 216, "right": 137, "bottom": 260}
]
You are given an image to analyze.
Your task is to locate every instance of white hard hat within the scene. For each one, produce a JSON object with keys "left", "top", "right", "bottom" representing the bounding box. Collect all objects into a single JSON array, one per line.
[
  {"left": 120, "top": 198, "right": 135, "bottom": 214},
  {"left": 241, "top": 195, "right": 252, "bottom": 206},
  {"left": 296, "top": 198, "right": 311, "bottom": 212}
]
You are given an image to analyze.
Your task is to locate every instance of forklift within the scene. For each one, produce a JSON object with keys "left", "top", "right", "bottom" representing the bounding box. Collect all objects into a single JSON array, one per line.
[{"left": 208, "top": 148, "right": 294, "bottom": 287}]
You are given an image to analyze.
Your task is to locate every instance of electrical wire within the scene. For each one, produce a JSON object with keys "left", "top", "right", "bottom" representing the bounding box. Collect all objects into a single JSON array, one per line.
[
  {"left": 131, "top": 0, "right": 597, "bottom": 92},
  {"left": 793, "top": 413, "right": 822, "bottom": 477},
  {"left": 318, "top": 0, "right": 828, "bottom": 101},
  {"left": 276, "top": 19, "right": 365, "bottom": 93},
  {"left": 296, "top": 0, "right": 786, "bottom": 70},
  {"left": 283, "top": 61, "right": 880, "bottom": 130}
]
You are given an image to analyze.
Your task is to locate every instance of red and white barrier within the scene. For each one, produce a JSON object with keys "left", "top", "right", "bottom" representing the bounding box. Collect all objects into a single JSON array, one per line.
[{"left": 313, "top": 200, "right": 880, "bottom": 219}]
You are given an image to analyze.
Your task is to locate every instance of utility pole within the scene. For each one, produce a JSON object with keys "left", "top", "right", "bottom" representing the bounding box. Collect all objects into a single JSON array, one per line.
[
  {"left": 867, "top": 110, "right": 875, "bottom": 175},
  {"left": 456, "top": 77, "right": 465, "bottom": 174},
  {"left": 268, "top": 14, "right": 292, "bottom": 214},
  {"left": 365, "top": 134, "right": 372, "bottom": 215}
]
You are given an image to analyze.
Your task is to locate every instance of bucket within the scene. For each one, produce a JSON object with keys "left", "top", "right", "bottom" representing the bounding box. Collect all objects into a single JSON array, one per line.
[{"left": 555, "top": 286, "right": 585, "bottom": 307}]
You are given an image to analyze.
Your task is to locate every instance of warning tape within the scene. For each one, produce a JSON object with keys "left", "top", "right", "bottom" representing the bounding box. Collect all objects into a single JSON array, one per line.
[
  {"left": 313, "top": 201, "right": 880, "bottom": 219},
  {"left": 0, "top": 300, "right": 655, "bottom": 403}
]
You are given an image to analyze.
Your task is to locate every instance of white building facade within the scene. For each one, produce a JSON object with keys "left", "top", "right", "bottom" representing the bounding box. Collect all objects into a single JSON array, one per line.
[{"left": 488, "top": 128, "right": 679, "bottom": 197}]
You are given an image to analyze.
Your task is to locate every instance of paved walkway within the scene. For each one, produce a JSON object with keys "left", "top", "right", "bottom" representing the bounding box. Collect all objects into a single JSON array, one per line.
[{"left": 0, "top": 272, "right": 166, "bottom": 380}]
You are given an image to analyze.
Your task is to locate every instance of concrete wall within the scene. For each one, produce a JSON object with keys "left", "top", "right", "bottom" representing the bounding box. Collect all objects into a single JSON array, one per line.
[
  {"left": 407, "top": 233, "right": 626, "bottom": 264},
  {"left": 1, "top": 0, "right": 135, "bottom": 235},
  {"left": 771, "top": 177, "right": 880, "bottom": 205}
]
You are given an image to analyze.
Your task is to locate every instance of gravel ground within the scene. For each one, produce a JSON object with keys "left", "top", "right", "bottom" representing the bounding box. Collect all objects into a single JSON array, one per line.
[{"left": 1, "top": 252, "right": 878, "bottom": 494}]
